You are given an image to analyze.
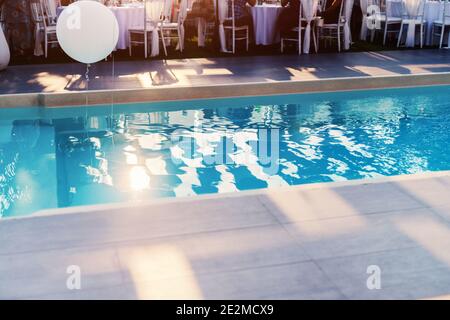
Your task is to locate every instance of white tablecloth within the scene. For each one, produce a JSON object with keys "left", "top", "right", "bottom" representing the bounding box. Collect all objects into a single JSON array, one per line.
[
  {"left": 110, "top": 6, "right": 145, "bottom": 50},
  {"left": 250, "top": 4, "right": 283, "bottom": 45},
  {"left": 387, "top": 0, "right": 447, "bottom": 46}
]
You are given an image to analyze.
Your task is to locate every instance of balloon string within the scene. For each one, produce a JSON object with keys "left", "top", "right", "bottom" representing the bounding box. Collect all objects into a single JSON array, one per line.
[
  {"left": 84, "top": 63, "right": 92, "bottom": 167},
  {"left": 85, "top": 63, "right": 90, "bottom": 105},
  {"left": 85, "top": 63, "right": 91, "bottom": 85}
]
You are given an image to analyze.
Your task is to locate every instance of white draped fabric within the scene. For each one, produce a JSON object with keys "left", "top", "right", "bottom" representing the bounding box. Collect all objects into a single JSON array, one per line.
[
  {"left": 197, "top": 18, "right": 206, "bottom": 47},
  {"left": 45, "top": 0, "right": 58, "bottom": 22},
  {"left": 145, "top": 0, "right": 165, "bottom": 57},
  {"left": 177, "top": 0, "right": 188, "bottom": 51},
  {"left": 360, "top": 0, "right": 368, "bottom": 40},
  {"left": 343, "top": 0, "right": 354, "bottom": 50},
  {"left": 403, "top": 0, "right": 423, "bottom": 47},
  {"left": 301, "top": 0, "right": 319, "bottom": 53},
  {"left": 218, "top": 0, "right": 229, "bottom": 52}
]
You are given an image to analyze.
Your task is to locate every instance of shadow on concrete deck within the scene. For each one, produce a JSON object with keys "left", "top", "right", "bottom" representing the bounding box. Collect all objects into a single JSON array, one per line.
[{"left": 1, "top": 49, "right": 450, "bottom": 95}]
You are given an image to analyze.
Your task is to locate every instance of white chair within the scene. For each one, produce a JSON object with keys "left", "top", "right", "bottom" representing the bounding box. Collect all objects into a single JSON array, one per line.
[
  {"left": 371, "top": 0, "right": 402, "bottom": 45},
  {"left": 318, "top": 0, "right": 349, "bottom": 52},
  {"left": 397, "top": 0, "right": 426, "bottom": 48},
  {"left": 160, "top": 0, "right": 188, "bottom": 53},
  {"left": 129, "top": 0, "right": 165, "bottom": 58},
  {"left": 221, "top": 0, "right": 250, "bottom": 53},
  {"left": 431, "top": 0, "right": 450, "bottom": 48},
  {"left": 42, "top": 0, "right": 61, "bottom": 26},
  {"left": 281, "top": 2, "right": 318, "bottom": 54},
  {"left": 31, "top": 0, "right": 59, "bottom": 58}
]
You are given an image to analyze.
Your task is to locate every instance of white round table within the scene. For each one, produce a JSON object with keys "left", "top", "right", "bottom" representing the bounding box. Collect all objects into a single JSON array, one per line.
[
  {"left": 250, "top": 4, "right": 283, "bottom": 46},
  {"left": 387, "top": 0, "right": 447, "bottom": 46},
  {"left": 110, "top": 6, "right": 144, "bottom": 50}
]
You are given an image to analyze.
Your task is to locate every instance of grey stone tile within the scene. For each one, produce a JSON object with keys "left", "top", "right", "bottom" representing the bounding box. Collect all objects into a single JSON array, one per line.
[
  {"left": 392, "top": 176, "right": 450, "bottom": 209},
  {"left": 116, "top": 224, "right": 310, "bottom": 283},
  {"left": 284, "top": 208, "right": 446, "bottom": 260},
  {"left": 0, "top": 246, "right": 122, "bottom": 299},
  {"left": 0, "top": 195, "right": 276, "bottom": 255},
  {"left": 28, "top": 284, "right": 137, "bottom": 300},
  {"left": 316, "top": 246, "right": 450, "bottom": 299},
  {"left": 123, "top": 261, "right": 345, "bottom": 300},
  {"left": 431, "top": 204, "right": 450, "bottom": 222},
  {"left": 258, "top": 182, "right": 424, "bottom": 223}
]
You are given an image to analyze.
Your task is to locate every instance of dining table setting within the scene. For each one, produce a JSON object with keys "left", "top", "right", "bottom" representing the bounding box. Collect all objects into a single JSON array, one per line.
[
  {"left": 25, "top": 0, "right": 450, "bottom": 60},
  {"left": 55, "top": 0, "right": 287, "bottom": 52}
]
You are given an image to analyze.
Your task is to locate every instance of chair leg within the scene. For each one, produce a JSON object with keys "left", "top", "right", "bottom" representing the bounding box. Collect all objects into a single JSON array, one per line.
[
  {"left": 440, "top": 25, "right": 445, "bottom": 48},
  {"left": 313, "top": 27, "right": 318, "bottom": 53},
  {"left": 232, "top": 29, "right": 235, "bottom": 54},
  {"left": 370, "top": 28, "right": 376, "bottom": 42},
  {"left": 383, "top": 22, "right": 388, "bottom": 45},
  {"left": 420, "top": 24, "right": 423, "bottom": 48},
  {"left": 178, "top": 28, "right": 183, "bottom": 52},
  {"left": 129, "top": 32, "right": 132, "bottom": 56},
  {"left": 45, "top": 33, "right": 48, "bottom": 58},
  {"left": 337, "top": 27, "right": 341, "bottom": 52},
  {"left": 160, "top": 29, "right": 168, "bottom": 57},
  {"left": 246, "top": 27, "right": 249, "bottom": 52},
  {"left": 397, "top": 23, "right": 403, "bottom": 47},
  {"left": 281, "top": 38, "right": 284, "bottom": 53},
  {"left": 144, "top": 32, "right": 148, "bottom": 59},
  {"left": 316, "top": 27, "right": 320, "bottom": 52}
]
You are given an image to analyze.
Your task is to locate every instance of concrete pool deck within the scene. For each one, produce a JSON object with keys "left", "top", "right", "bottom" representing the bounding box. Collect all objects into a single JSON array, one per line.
[
  {"left": 1, "top": 49, "right": 450, "bottom": 107},
  {"left": 1, "top": 171, "right": 450, "bottom": 299}
]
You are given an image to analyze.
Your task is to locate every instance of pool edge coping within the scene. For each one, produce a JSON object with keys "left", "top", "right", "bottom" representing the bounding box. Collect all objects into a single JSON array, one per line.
[
  {"left": 1, "top": 72, "right": 450, "bottom": 108},
  {"left": 2, "top": 170, "right": 450, "bottom": 222}
]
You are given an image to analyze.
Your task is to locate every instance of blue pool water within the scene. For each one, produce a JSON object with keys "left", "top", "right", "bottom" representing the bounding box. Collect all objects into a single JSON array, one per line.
[{"left": 1, "top": 85, "right": 450, "bottom": 217}]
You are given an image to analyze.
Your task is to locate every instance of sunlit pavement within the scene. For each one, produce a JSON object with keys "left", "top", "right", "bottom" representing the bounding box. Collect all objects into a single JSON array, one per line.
[
  {"left": 1, "top": 171, "right": 450, "bottom": 299},
  {"left": 1, "top": 49, "right": 450, "bottom": 95}
]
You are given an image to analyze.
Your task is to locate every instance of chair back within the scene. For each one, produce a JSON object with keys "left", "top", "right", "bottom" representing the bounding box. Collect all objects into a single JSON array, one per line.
[
  {"left": 300, "top": 0, "right": 318, "bottom": 25},
  {"left": 162, "top": 0, "right": 173, "bottom": 22},
  {"left": 218, "top": 0, "right": 229, "bottom": 24},
  {"left": 177, "top": 0, "right": 189, "bottom": 24},
  {"left": 30, "top": 1, "right": 48, "bottom": 30},
  {"left": 42, "top": 0, "right": 60, "bottom": 25},
  {"left": 342, "top": 0, "right": 354, "bottom": 23},
  {"left": 144, "top": 0, "right": 165, "bottom": 30},
  {"left": 337, "top": 0, "right": 345, "bottom": 25},
  {"left": 441, "top": 0, "right": 450, "bottom": 24},
  {"left": 401, "top": 0, "right": 425, "bottom": 21}
]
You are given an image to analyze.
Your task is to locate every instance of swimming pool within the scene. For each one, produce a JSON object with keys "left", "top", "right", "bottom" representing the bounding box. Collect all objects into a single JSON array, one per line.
[{"left": 1, "top": 85, "right": 450, "bottom": 218}]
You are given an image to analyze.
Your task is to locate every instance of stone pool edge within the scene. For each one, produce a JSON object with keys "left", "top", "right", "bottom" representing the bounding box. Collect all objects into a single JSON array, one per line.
[
  {"left": 1, "top": 72, "right": 450, "bottom": 108},
  {"left": 3, "top": 170, "right": 450, "bottom": 222}
]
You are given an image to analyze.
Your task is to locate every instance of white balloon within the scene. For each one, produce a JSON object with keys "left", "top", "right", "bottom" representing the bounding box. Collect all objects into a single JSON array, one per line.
[{"left": 56, "top": 1, "right": 119, "bottom": 64}]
